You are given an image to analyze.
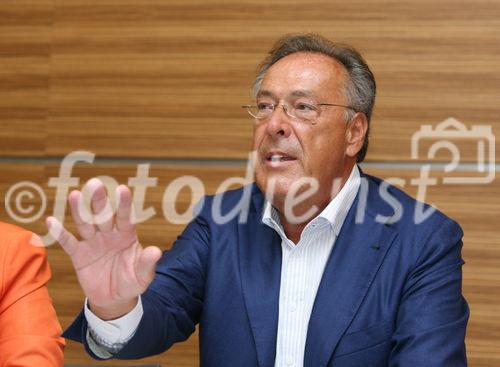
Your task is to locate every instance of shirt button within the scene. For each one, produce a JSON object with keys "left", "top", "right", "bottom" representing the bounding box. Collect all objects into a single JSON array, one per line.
[
  {"left": 290, "top": 302, "right": 297, "bottom": 312},
  {"left": 286, "top": 356, "right": 294, "bottom": 366}
]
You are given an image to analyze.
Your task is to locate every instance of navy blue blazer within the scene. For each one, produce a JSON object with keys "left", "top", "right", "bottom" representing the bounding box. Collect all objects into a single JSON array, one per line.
[{"left": 65, "top": 172, "right": 469, "bottom": 366}]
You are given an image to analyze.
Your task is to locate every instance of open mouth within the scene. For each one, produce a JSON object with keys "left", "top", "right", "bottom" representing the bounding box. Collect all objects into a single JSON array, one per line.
[{"left": 265, "top": 152, "right": 297, "bottom": 163}]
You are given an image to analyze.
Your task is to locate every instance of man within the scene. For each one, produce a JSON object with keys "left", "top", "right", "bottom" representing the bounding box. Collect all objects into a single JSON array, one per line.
[
  {"left": 51, "top": 34, "right": 468, "bottom": 366},
  {"left": 0, "top": 221, "right": 64, "bottom": 366}
]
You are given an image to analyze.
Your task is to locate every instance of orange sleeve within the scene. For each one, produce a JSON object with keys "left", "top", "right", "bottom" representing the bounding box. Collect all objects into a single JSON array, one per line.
[{"left": 0, "top": 222, "right": 65, "bottom": 367}]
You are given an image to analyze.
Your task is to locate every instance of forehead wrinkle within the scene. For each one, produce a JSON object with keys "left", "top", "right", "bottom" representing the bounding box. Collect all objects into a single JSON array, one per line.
[
  {"left": 256, "top": 89, "right": 318, "bottom": 100},
  {"left": 259, "top": 52, "right": 349, "bottom": 103}
]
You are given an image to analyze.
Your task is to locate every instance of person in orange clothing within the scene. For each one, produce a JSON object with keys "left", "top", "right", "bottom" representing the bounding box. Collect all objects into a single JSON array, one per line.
[{"left": 0, "top": 221, "right": 65, "bottom": 366}]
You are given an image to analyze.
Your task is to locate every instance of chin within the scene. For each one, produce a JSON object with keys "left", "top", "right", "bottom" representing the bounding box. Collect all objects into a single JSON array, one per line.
[{"left": 256, "top": 172, "right": 307, "bottom": 202}]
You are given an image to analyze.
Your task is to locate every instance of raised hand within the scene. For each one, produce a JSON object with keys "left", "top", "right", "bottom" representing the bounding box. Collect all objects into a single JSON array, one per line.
[{"left": 46, "top": 178, "right": 162, "bottom": 320}]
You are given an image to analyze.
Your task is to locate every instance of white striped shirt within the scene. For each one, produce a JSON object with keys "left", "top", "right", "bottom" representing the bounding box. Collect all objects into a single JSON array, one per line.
[
  {"left": 263, "top": 165, "right": 360, "bottom": 367},
  {"left": 86, "top": 166, "right": 360, "bottom": 364}
]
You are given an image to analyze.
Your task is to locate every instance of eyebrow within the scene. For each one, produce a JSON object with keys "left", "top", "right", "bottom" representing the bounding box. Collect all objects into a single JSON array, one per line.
[
  {"left": 291, "top": 90, "right": 317, "bottom": 98},
  {"left": 256, "top": 89, "right": 318, "bottom": 99},
  {"left": 256, "top": 90, "right": 275, "bottom": 98}
]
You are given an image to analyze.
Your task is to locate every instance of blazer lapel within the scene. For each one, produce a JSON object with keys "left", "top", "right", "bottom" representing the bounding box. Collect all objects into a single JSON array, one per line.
[
  {"left": 238, "top": 187, "right": 282, "bottom": 367},
  {"left": 303, "top": 194, "right": 397, "bottom": 367}
]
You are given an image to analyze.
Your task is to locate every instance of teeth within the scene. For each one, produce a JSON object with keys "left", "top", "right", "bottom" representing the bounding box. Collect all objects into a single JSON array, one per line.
[{"left": 270, "top": 155, "right": 283, "bottom": 162}]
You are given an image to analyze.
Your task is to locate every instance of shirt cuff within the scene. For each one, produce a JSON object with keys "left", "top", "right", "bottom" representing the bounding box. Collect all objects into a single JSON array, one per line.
[{"left": 84, "top": 297, "right": 143, "bottom": 346}]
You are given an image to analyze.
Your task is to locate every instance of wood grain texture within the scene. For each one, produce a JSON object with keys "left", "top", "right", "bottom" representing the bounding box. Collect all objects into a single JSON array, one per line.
[
  {"left": 1, "top": 0, "right": 499, "bottom": 365},
  {"left": 1, "top": 0, "right": 499, "bottom": 161},
  {"left": 0, "top": 0, "right": 51, "bottom": 156},
  {"left": 0, "top": 163, "right": 498, "bottom": 366}
]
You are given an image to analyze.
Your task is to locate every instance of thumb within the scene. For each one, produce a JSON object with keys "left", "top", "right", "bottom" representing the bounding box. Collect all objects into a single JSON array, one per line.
[{"left": 136, "top": 246, "right": 162, "bottom": 289}]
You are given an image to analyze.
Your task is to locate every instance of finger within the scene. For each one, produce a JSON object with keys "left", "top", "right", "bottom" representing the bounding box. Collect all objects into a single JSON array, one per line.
[
  {"left": 135, "top": 246, "right": 162, "bottom": 289},
  {"left": 46, "top": 216, "right": 79, "bottom": 256},
  {"left": 116, "top": 185, "right": 135, "bottom": 232},
  {"left": 68, "top": 190, "right": 96, "bottom": 240},
  {"left": 87, "top": 178, "right": 114, "bottom": 232}
]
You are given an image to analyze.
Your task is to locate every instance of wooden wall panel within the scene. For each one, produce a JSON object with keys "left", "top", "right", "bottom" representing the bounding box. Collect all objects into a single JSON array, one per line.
[
  {"left": 0, "top": 163, "right": 498, "bottom": 365},
  {"left": 0, "top": 0, "right": 52, "bottom": 156},
  {"left": 1, "top": 0, "right": 498, "bottom": 161},
  {"left": 45, "top": 0, "right": 499, "bottom": 161},
  {"left": 1, "top": 0, "right": 500, "bottom": 365}
]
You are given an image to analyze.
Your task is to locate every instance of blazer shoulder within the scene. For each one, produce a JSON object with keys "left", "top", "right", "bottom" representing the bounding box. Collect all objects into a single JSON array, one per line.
[
  {"left": 0, "top": 221, "right": 64, "bottom": 366},
  {"left": 0, "top": 221, "right": 49, "bottom": 298},
  {"left": 0, "top": 221, "right": 32, "bottom": 241},
  {"left": 0, "top": 221, "right": 46, "bottom": 258},
  {"left": 359, "top": 174, "right": 464, "bottom": 281},
  {"left": 361, "top": 173, "right": 463, "bottom": 240}
]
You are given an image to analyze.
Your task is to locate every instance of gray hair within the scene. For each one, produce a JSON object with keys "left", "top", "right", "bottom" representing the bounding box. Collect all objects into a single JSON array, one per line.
[{"left": 252, "top": 33, "right": 376, "bottom": 162}]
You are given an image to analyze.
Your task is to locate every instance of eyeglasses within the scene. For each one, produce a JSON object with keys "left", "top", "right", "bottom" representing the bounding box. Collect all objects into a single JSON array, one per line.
[{"left": 242, "top": 101, "right": 357, "bottom": 123}]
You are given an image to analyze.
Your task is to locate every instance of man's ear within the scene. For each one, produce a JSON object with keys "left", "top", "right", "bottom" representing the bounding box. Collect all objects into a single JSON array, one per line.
[{"left": 345, "top": 112, "right": 368, "bottom": 158}]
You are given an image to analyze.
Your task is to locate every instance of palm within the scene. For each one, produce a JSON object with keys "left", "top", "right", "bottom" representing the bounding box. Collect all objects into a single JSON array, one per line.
[
  {"left": 72, "top": 230, "right": 143, "bottom": 307},
  {"left": 47, "top": 179, "right": 162, "bottom": 310}
]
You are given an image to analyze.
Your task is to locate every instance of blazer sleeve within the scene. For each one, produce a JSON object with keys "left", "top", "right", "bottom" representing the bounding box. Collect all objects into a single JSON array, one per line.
[
  {"left": 0, "top": 223, "right": 65, "bottom": 366},
  {"left": 389, "top": 217, "right": 469, "bottom": 366},
  {"left": 64, "top": 202, "right": 211, "bottom": 360}
]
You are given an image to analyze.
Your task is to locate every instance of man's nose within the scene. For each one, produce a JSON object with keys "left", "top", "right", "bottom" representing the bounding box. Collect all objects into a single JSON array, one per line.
[{"left": 265, "top": 105, "right": 292, "bottom": 138}]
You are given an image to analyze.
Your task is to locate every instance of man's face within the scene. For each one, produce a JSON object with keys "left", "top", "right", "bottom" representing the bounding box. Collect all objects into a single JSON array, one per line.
[{"left": 252, "top": 52, "right": 354, "bottom": 209}]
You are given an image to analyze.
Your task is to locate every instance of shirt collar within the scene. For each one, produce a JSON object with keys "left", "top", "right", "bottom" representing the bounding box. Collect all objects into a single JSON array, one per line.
[{"left": 262, "top": 165, "right": 361, "bottom": 237}]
